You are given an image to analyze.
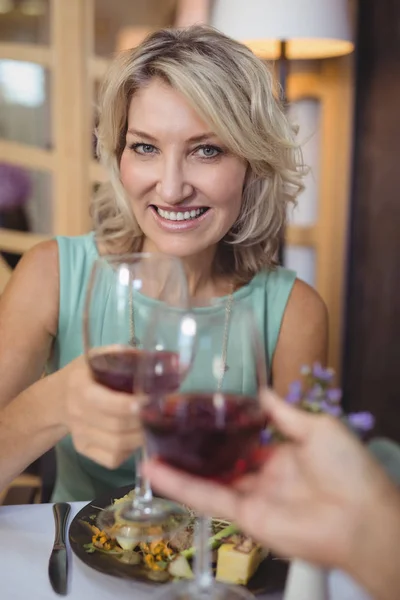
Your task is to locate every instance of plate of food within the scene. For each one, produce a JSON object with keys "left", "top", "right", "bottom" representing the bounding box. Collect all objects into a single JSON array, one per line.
[{"left": 69, "top": 485, "right": 288, "bottom": 594}]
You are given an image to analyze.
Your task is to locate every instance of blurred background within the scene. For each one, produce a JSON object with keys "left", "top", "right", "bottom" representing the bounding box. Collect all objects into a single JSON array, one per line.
[{"left": 0, "top": 0, "right": 399, "bottom": 503}]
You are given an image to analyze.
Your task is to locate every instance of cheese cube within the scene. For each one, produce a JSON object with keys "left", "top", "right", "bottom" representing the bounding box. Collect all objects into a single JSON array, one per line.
[{"left": 216, "top": 543, "right": 265, "bottom": 585}]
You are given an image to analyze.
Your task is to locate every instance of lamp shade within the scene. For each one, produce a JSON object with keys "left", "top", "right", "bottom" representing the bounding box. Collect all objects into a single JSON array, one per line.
[{"left": 210, "top": 0, "right": 354, "bottom": 59}]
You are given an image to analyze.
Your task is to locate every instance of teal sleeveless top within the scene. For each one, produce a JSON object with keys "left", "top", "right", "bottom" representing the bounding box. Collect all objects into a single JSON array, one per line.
[{"left": 48, "top": 233, "right": 296, "bottom": 502}]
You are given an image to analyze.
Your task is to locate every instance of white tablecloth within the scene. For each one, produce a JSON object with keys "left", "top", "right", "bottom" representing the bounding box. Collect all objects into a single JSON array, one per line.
[{"left": 0, "top": 502, "right": 283, "bottom": 600}]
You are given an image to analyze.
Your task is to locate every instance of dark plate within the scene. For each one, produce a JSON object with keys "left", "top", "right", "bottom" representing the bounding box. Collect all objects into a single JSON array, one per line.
[{"left": 69, "top": 485, "right": 288, "bottom": 594}]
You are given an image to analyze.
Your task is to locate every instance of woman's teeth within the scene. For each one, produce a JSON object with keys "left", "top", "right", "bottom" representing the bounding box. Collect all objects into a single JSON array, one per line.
[{"left": 156, "top": 207, "right": 207, "bottom": 221}]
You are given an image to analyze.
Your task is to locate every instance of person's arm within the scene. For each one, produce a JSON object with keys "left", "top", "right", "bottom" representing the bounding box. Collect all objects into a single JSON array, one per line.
[
  {"left": 347, "top": 483, "right": 400, "bottom": 600},
  {"left": 272, "top": 279, "right": 328, "bottom": 396},
  {"left": 0, "top": 241, "right": 68, "bottom": 490},
  {"left": 0, "top": 241, "right": 144, "bottom": 488}
]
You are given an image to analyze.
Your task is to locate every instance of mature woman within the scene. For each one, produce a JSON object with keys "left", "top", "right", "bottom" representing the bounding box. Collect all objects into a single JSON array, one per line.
[{"left": 0, "top": 25, "right": 327, "bottom": 502}]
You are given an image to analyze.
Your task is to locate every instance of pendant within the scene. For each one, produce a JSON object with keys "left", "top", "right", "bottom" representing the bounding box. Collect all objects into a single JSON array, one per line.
[{"left": 129, "top": 336, "right": 140, "bottom": 347}]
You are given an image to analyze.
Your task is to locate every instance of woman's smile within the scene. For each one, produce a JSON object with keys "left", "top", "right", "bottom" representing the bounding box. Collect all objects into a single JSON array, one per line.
[{"left": 149, "top": 204, "right": 211, "bottom": 232}]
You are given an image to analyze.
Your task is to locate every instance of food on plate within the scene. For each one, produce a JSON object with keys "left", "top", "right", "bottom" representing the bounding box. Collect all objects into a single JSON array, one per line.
[
  {"left": 82, "top": 491, "right": 268, "bottom": 586},
  {"left": 115, "top": 536, "right": 137, "bottom": 551},
  {"left": 87, "top": 525, "right": 122, "bottom": 553},
  {"left": 216, "top": 541, "right": 265, "bottom": 585},
  {"left": 140, "top": 540, "right": 174, "bottom": 571},
  {"left": 168, "top": 554, "right": 194, "bottom": 579}
]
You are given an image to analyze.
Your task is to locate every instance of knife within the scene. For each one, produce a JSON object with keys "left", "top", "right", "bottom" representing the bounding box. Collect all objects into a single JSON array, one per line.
[{"left": 48, "top": 502, "right": 71, "bottom": 596}]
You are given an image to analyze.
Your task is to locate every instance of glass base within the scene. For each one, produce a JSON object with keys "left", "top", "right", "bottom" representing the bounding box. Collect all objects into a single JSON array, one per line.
[
  {"left": 152, "top": 580, "right": 255, "bottom": 600},
  {"left": 96, "top": 498, "right": 189, "bottom": 542}
]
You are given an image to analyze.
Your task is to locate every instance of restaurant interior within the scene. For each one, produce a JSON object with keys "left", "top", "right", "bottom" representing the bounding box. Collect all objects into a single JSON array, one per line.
[{"left": 0, "top": 0, "right": 398, "bottom": 516}]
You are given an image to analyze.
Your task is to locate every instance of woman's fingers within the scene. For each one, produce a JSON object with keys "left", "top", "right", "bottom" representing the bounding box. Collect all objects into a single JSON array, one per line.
[
  {"left": 68, "top": 372, "right": 141, "bottom": 416},
  {"left": 72, "top": 425, "right": 143, "bottom": 468},
  {"left": 67, "top": 363, "right": 144, "bottom": 429},
  {"left": 72, "top": 408, "right": 141, "bottom": 433},
  {"left": 82, "top": 387, "right": 144, "bottom": 418},
  {"left": 65, "top": 358, "right": 145, "bottom": 468}
]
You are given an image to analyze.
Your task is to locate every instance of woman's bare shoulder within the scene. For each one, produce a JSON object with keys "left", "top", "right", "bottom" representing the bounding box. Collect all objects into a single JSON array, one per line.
[
  {"left": 272, "top": 278, "right": 328, "bottom": 395},
  {"left": 286, "top": 278, "right": 328, "bottom": 324}
]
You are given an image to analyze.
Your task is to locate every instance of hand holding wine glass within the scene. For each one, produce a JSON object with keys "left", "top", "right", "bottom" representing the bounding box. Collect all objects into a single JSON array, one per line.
[
  {"left": 65, "top": 355, "right": 143, "bottom": 470},
  {"left": 140, "top": 304, "right": 268, "bottom": 600},
  {"left": 82, "top": 253, "right": 191, "bottom": 541},
  {"left": 144, "top": 391, "right": 400, "bottom": 600}
]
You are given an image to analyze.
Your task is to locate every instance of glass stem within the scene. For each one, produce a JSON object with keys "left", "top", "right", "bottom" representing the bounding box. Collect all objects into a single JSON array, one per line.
[
  {"left": 191, "top": 516, "right": 214, "bottom": 596},
  {"left": 132, "top": 445, "right": 153, "bottom": 510}
]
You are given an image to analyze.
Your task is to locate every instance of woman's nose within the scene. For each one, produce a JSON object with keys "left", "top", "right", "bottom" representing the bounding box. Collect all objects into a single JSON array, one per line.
[{"left": 155, "top": 157, "right": 194, "bottom": 205}]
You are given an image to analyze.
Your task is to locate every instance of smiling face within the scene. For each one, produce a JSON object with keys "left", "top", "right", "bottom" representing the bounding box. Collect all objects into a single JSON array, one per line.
[{"left": 119, "top": 78, "right": 247, "bottom": 262}]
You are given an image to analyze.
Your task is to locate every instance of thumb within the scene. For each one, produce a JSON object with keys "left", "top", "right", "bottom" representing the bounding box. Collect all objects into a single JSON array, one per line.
[{"left": 260, "top": 387, "right": 311, "bottom": 443}]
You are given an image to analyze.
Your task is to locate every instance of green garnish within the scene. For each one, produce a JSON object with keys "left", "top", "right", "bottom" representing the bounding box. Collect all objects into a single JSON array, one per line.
[
  {"left": 83, "top": 542, "right": 123, "bottom": 555},
  {"left": 181, "top": 523, "right": 239, "bottom": 559}
]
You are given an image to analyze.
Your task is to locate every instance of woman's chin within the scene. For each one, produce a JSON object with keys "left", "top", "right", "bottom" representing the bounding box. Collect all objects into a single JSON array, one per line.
[
  {"left": 152, "top": 245, "right": 205, "bottom": 260},
  {"left": 141, "top": 235, "right": 211, "bottom": 260}
]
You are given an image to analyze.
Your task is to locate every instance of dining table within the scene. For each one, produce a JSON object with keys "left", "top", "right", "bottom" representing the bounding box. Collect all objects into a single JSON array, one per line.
[
  {"left": 0, "top": 501, "right": 285, "bottom": 600},
  {"left": 1, "top": 501, "right": 374, "bottom": 600}
]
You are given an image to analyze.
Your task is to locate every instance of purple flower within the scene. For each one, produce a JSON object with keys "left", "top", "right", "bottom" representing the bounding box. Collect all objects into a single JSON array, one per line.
[
  {"left": 290, "top": 380, "right": 302, "bottom": 393},
  {"left": 281, "top": 366, "right": 375, "bottom": 442},
  {"left": 286, "top": 380, "right": 302, "bottom": 404},
  {"left": 320, "top": 400, "right": 343, "bottom": 417},
  {"left": 286, "top": 392, "right": 301, "bottom": 404},
  {"left": 312, "top": 362, "right": 335, "bottom": 382},
  {"left": 347, "top": 412, "right": 375, "bottom": 432},
  {"left": 306, "top": 384, "right": 324, "bottom": 401},
  {"left": 326, "top": 388, "right": 342, "bottom": 403}
]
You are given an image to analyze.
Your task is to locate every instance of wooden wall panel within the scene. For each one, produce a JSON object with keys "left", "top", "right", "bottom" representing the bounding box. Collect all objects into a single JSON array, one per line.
[
  {"left": 317, "top": 56, "right": 354, "bottom": 379},
  {"left": 342, "top": 0, "right": 400, "bottom": 442},
  {"left": 50, "top": 0, "right": 93, "bottom": 235}
]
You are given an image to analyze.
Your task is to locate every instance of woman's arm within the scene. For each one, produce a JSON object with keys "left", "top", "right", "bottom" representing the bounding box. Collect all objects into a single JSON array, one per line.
[
  {"left": 0, "top": 241, "right": 144, "bottom": 488},
  {"left": 0, "top": 241, "right": 68, "bottom": 490},
  {"left": 0, "top": 371, "right": 70, "bottom": 489},
  {"left": 272, "top": 279, "right": 328, "bottom": 396},
  {"left": 0, "top": 241, "right": 59, "bottom": 406}
]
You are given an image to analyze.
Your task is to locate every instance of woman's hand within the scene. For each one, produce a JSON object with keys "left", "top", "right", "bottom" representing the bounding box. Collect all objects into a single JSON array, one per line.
[
  {"left": 64, "top": 356, "right": 142, "bottom": 469},
  {"left": 144, "top": 390, "right": 396, "bottom": 572}
]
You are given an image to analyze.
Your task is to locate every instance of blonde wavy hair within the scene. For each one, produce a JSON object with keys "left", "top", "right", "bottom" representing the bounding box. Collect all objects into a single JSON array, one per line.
[{"left": 93, "top": 25, "right": 305, "bottom": 282}]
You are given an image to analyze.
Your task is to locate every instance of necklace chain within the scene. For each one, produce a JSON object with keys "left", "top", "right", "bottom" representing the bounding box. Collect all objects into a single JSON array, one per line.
[
  {"left": 217, "top": 287, "right": 233, "bottom": 390},
  {"left": 128, "top": 286, "right": 140, "bottom": 347}
]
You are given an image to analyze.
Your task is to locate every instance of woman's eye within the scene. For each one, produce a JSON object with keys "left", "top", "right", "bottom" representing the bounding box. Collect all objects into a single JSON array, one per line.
[
  {"left": 130, "top": 143, "right": 156, "bottom": 155},
  {"left": 196, "top": 145, "right": 222, "bottom": 159}
]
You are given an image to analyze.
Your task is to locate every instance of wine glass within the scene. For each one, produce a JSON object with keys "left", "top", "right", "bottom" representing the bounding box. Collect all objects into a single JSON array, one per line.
[
  {"left": 140, "top": 303, "right": 269, "bottom": 600},
  {"left": 83, "top": 253, "right": 191, "bottom": 541}
]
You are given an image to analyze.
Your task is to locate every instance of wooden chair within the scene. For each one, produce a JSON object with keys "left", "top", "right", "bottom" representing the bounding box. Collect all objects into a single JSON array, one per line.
[{"left": 1, "top": 449, "right": 56, "bottom": 505}]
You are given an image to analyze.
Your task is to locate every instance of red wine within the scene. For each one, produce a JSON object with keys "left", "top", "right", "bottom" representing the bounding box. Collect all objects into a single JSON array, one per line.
[
  {"left": 88, "top": 347, "right": 181, "bottom": 394},
  {"left": 141, "top": 393, "right": 269, "bottom": 482}
]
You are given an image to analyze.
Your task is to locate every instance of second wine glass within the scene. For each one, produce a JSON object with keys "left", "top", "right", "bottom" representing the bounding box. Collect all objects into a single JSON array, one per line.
[
  {"left": 83, "top": 252, "right": 191, "bottom": 541},
  {"left": 140, "top": 303, "right": 269, "bottom": 600}
]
